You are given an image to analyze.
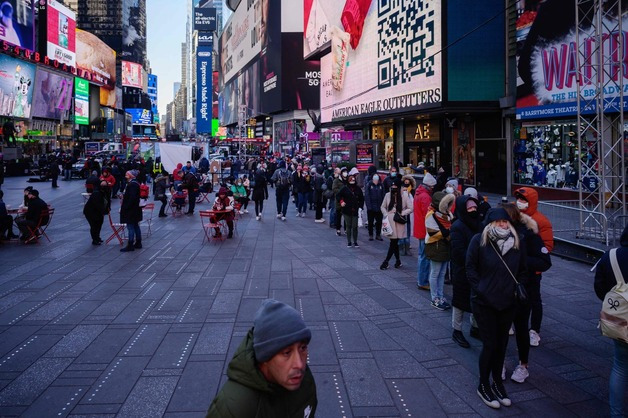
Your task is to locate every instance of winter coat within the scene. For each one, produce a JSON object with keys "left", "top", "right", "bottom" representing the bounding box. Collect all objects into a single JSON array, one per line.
[
  {"left": 466, "top": 230, "right": 527, "bottom": 311},
  {"left": 251, "top": 171, "right": 268, "bottom": 202},
  {"left": 120, "top": 180, "right": 142, "bottom": 224},
  {"left": 313, "top": 174, "right": 325, "bottom": 200},
  {"left": 450, "top": 196, "right": 481, "bottom": 312},
  {"left": 425, "top": 193, "right": 455, "bottom": 262},
  {"left": 271, "top": 168, "right": 291, "bottom": 190},
  {"left": 25, "top": 197, "right": 49, "bottom": 224},
  {"left": 514, "top": 187, "right": 554, "bottom": 252},
  {"left": 381, "top": 192, "right": 413, "bottom": 239},
  {"left": 206, "top": 329, "right": 317, "bottom": 418},
  {"left": 153, "top": 176, "right": 168, "bottom": 200},
  {"left": 332, "top": 177, "right": 345, "bottom": 210},
  {"left": 383, "top": 174, "right": 399, "bottom": 193},
  {"left": 364, "top": 181, "right": 385, "bottom": 212},
  {"left": 516, "top": 214, "right": 552, "bottom": 286},
  {"left": 83, "top": 189, "right": 107, "bottom": 221},
  {"left": 336, "top": 183, "right": 364, "bottom": 216},
  {"left": 413, "top": 185, "right": 432, "bottom": 239},
  {"left": 595, "top": 226, "right": 628, "bottom": 300},
  {"left": 231, "top": 184, "right": 247, "bottom": 199}
]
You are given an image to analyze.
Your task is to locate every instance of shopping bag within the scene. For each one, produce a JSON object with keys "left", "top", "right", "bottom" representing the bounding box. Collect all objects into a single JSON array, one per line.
[
  {"left": 381, "top": 217, "right": 393, "bottom": 237},
  {"left": 358, "top": 208, "right": 364, "bottom": 227}
]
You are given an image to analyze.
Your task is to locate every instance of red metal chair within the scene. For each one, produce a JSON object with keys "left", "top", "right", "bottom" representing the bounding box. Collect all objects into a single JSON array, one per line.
[
  {"left": 106, "top": 212, "right": 126, "bottom": 245},
  {"left": 141, "top": 203, "right": 155, "bottom": 236},
  {"left": 200, "top": 210, "right": 227, "bottom": 243},
  {"left": 25, "top": 208, "right": 54, "bottom": 244},
  {"left": 169, "top": 191, "right": 188, "bottom": 217}
]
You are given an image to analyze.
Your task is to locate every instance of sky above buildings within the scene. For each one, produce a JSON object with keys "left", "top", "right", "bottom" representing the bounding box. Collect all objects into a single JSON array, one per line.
[{"left": 147, "top": 0, "right": 187, "bottom": 117}]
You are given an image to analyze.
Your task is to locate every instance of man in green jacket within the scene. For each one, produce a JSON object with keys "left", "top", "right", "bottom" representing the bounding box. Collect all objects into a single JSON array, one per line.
[{"left": 206, "top": 299, "right": 317, "bottom": 417}]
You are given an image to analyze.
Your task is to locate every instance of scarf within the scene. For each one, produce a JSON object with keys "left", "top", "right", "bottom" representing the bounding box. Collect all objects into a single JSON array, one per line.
[
  {"left": 487, "top": 225, "right": 515, "bottom": 255},
  {"left": 434, "top": 211, "right": 451, "bottom": 230}
]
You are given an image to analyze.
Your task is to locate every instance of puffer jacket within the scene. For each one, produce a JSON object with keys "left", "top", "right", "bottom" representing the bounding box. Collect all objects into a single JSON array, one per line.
[
  {"left": 206, "top": 329, "right": 317, "bottom": 418},
  {"left": 450, "top": 195, "right": 481, "bottom": 312},
  {"left": 413, "top": 185, "right": 432, "bottom": 239},
  {"left": 516, "top": 213, "right": 552, "bottom": 284},
  {"left": 514, "top": 187, "right": 554, "bottom": 252},
  {"left": 336, "top": 183, "right": 364, "bottom": 216},
  {"left": 364, "top": 181, "right": 385, "bottom": 212},
  {"left": 424, "top": 193, "right": 455, "bottom": 262}
]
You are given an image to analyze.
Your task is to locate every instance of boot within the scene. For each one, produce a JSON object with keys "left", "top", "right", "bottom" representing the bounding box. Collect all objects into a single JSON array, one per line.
[
  {"left": 120, "top": 240, "right": 135, "bottom": 252},
  {"left": 401, "top": 242, "right": 408, "bottom": 256},
  {"left": 134, "top": 240, "right": 142, "bottom": 249},
  {"left": 453, "top": 330, "right": 470, "bottom": 348}
]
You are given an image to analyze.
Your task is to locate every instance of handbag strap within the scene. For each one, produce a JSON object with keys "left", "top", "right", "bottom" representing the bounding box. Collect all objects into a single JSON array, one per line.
[
  {"left": 609, "top": 249, "right": 625, "bottom": 286},
  {"left": 489, "top": 240, "right": 520, "bottom": 285}
]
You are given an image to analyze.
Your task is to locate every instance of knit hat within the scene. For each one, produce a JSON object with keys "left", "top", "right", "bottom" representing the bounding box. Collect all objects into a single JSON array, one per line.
[
  {"left": 253, "top": 299, "right": 311, "bottom": 363},
  {"left": 29, "top": 189, "right": 39, "bottom": 197},
  {"left": 126, "top": 170, "right": 136, "bottom": 179},
  {"left": 464, "top": 187, "right": 478, "bottom": 199},
  {"left": 446, "top": 178, "right": 459, "bottom": 189},
  {"left": 218, "top": 187, "right": 228, "bottom": 195},
  {"left": 466, "top": 199, "right": 478, "bottom": 210},
  {"left": 349, "top": 167, "right": 360, "bottom": 176},
  {"left": 431, "top": 191, "right": 446, "bottom": 209},
  {"left": 423, "top": 172, "right": 437, "bottom": 187},
  {"left": 484, "top": 208, "right": 512, "bottom": 225}
]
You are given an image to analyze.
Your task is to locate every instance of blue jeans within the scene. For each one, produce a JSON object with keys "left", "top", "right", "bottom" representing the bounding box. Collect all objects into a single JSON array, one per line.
[
  {"left": 127, "top": 223, "right": 141, "bottom": 243},
  {"left": 417, "top": 240, "right": 430, "bottom": 286},
  {"left": 297, "top": 192, "right": 308, "bottom": 214},
  {"left": 611, "top": 339, "right": 628, "bottom": 417},
  {"left": 330, "top": 206, "right": 336, "bottom": 227},
  {"left": 275, "top": 188, "right": 289, "bottom": 216},
  {"left": 429, "top": 260, "right": 448, "bottom": 301}
]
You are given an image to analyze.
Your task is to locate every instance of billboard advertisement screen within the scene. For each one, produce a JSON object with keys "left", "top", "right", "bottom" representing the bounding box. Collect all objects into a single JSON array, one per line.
[
  {"left": 0, "top": 54, "right": 36, "bottom": 118},
  {"left": 318, "top": 0, "right": 442, "bottom": 123},
  {"left": 126, "top": 108, "right": 152, "bottom": 124},
  {"left": 121, "top": 0, "right": 147, "bottom": 67},
  {"left": 100, "top": 86, "right": 117, "bottom": 108},
  {"left": 42, "top": 0, "right": 76, "bottom": 67},
  {"left": 0, "top": 0, "right": 35, "bottom": 51},
  {"left": 122, "top": 60, "right": 143, "bottom": 88},
  {"left": 76, "top": 29, "right": 116, "bottom": 89},
  {"left": 516, "top": 2, "right": 628, "bottom": 119},
  {"left": 74, "top": 77, "right": 89, "bottom": 125},
  {"left": 282, "top": 33, "right": 320, "bottom": 111},
  {"left": 197, "top": 43, "right": 212, "bottom": 134},
  {"left": 32, "top": 68, "right": 73, "bottom": 120},
  {"left": 194, "top": 7, "right": 216, "bottom": 32}
]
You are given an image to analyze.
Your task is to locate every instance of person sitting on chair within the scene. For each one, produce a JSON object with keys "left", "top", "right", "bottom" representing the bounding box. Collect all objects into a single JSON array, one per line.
[
  {"left": 172, "top": 184, "right": 187, "bottom": 212},
  {"left": 211, "top": 187, "right": 235, "bottom": 239},
  {"left": 16, "top": 189, "right": 48, "bottom": 243}
]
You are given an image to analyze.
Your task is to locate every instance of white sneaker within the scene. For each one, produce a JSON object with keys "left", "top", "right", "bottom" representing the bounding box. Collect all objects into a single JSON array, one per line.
[
  {"left": 239, "top": 210, "right": 244, "bottom": 214},
  {"left": 501, "top": 364, "right": 506, "bottom": 381},
  {"left": 323, "top": 208, "right": 326, "bottom": 213},
  {"left": 529, "top": 330, "right": 540, "bottom": 347},
  {"left": 511, "top": 365, "right": 529, "bottom": 383},
  {"left": 300, "top": 213, "right": 305, "bottom": 217},
  {"left": 296, "top": 213, "right": 300, "bottom": 217},
  {"left": 276, "top": 213, "right": 282, "bottom": 219},
  {"left": 509, "top": 325, "right": 514, "bottom": 336},
  {"left": 256, "top": 216, "right": 260, "bottom": 221},
  {"left": 244, "top": 209, "right": 249, "bottom": 213},
  {"left": 281, "top": 216, "right": 286, "bottom": 221},
  {"left": 315, "top": 219, "right": 325, "bottom": 223}
]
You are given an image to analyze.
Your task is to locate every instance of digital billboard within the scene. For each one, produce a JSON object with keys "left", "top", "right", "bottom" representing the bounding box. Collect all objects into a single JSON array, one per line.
[
  {"left": 126, "top": 108, "right": 152, "bottom": 124},
  {"left": 121, "top": 60, "right": 143, "bottom": 88},
  {"left": 282, "top": 33, "right": 320, "bottom": 111},
  {"left": 32, "top": 68, "right": 72, "bottom": 120},
  {"left": 76, "top": 29, "right": 116, "bottom": 89},
  {"left": 194, "top": 7, "right": 217, "bottom": 32},
  {"left": 100, "top": 86, "right": 117, "bottom": 108},
  {"left": 516, "top": 1, "right": 628, "bottom": 119},
  {"left": 317, "top": 0, "right": 442, "bottom": 123},
  {"left": 74, "top": 77, "right": 89, "bottom": 125},
  {"left": 197, "top": 43, "right": 212, "bottom": 134},
  {"left": 0, "top": 0, "right": 35, "bottom": 51},
  {"left": 121, "top": 0, "right": 147, "bottom": 67},
  {"left": 40, "top": 0, "right": 76, "bottom": 67},
  {"left": 0, "top": 54, "right": 36, "bottom": 118}
]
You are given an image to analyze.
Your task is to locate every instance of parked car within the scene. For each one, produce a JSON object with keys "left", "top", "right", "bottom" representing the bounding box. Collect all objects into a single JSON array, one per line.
[{"left": 72, "top": 158, "right": 89, "bottom": 179}]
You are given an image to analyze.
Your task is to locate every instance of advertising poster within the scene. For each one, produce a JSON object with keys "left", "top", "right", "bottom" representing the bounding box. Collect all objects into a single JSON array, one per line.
[
  {"left": 212, "top": 71, "right": 219, "bottom": 118},
  {"left": 0, "top": 54, "right": 36, "bottom": 118},
  {"left": 0, "top": 0, "right": 35, "bottom": 51},
  {"left": 100, "top": 86, "right": 117, "bottom": 108},
  {"left": 219, "top": 77, "right": 238, "bottom": 126},
  {"left": 42, "top": 0, "right": 76, "bottom": 67},
  {"left": 126, "top": 108, "right": 152, "bottom": 124},
  {"left": 121, "top": 0, "right": 147, "bottom": 67},
  {"left": 516, "top": 1, "right": 628, "bottom": 119},
  {"left": 32, "top": 68, "right": 73, "bottom": 120},
  {"left": 356, "top": 143, "right": 373, "bottom": 170},
  {"left": 281, "top": 33, "right": 320, "bottom": 111},
  {"left": 74, "top": 77, "right": 89, "bottom": 125},
  {"left": 76, "top": 29, "right": 116, "bottom": 89},
  {"left": 122, "top": 60, "right": 143, "bottom": 88},
  {"left": 311, "top": 147, "right": 326, "bottom": 166},
  {"left": 196, "top": 43, "right": 212, "bottom": 134},
  {"left": 194, "top": 7, "right": 216, "bottom": 32},
  {"left": 303, "top": 0, "right": 331, "bottom": 58},
  {"left": 238, "top": 60, "right": 260, "bottom": 118},
  {"left": 317, "top": 0, "right": 442, "bottom": 123},
  {"left": 260, "top": 0, "right": 281, "bottom": 114}
]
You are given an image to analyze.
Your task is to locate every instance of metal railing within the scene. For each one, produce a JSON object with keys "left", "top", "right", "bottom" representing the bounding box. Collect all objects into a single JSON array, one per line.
[
  {"left": 610, "top": 215, "right": 628, "bottom": 246},
  {"left": 537, "top": 201, "right": 609, "bottom": 247}
]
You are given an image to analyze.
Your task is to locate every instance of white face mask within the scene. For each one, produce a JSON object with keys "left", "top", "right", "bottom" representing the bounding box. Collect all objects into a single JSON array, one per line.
[
  {"left": 342, "top": 172, "right": 348, "bottom": 178},
  {"left": 445, "top": 186, "right": 454, "bottom": 194},
  {"left": 517, "top": 200, "right": 529, "bottom": 210}
]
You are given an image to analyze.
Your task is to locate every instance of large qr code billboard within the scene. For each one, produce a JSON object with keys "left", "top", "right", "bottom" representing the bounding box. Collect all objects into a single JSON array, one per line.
[{"left": 315, "top": 0, "right": 442, "bottom": 123}]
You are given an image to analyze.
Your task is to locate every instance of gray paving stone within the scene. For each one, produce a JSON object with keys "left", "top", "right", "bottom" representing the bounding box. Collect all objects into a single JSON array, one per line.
[
  {"left": 81, "top": 357, "right": 149, "bottom": 404},
  {"left": 146, "top": 332, "right": 197, "bottom": 369},
  {"left": 340, "top": 358, "right": 393, "bottom": 407},
  {"left": 0, "top": 357, "right": 72, "bottom": 406},
  {"left": 0, "top": 334, "right": 62, "bottom": 372},
  {"left": 209, "top": 292, "right": 242, "bottom": 315},
  {"left": 118, "top": 324, "right": 170, "bottom": 357},
  {"left": 167, "top": 362, "right": 222, "bottom": 412},
  {"left": 373, "top": 351, "right": 433, "bottom": 379},
  {"left": 118, "top": 376, "right": 178, "bottom": 417},
  {"left": 0, "top": 326, "right": 41, "bottom": 358},
  {"left": 74, "top": 328, "right": 135, "bottom": 364},
  {"left": 21, "top": 386, "right": 87, "bottom": 418}
]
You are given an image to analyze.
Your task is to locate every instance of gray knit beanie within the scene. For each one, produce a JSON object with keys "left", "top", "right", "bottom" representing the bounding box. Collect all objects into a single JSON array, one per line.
[{"left": 253, "top": 299, "right": 311, "bottom": 363}]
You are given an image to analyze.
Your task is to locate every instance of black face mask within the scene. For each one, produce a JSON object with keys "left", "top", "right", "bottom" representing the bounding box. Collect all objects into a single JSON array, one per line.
[{"left": 468, "top": 211, "right": 479, "bottom": 219}]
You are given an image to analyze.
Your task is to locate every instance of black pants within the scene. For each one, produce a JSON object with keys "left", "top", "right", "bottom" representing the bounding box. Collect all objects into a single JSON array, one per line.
[
  {"left": 86, "top": 216, "right": 103, "bottom": 242},
  {"left": 237, "top": 197, "right": 249, "bottom": 209},
  {"left": 528, "top": 275, "right": 542, "bottom": 332},
  {"left": 367, "top": 210, "right": 383, "bottom": 237},
  {"left": 513, "top": 300, "right": 531, "bottom": 364},
  {"left": 157, "top": 197, "right": 167, "bottom": 215},
  {"left": 315, "top": 194, "right": 323, "bottom": 220},
  {"left": 187, "top": 191, "right": 196, "bottom": 213},
  {"left": 335, "top": 206, "right": 342, "bottom": 230},
  {"left": 51, "top": 174, "right": 58, "bottom": 188},
  {"left": 255, "top": 199, "right": 264, "bottom": 216},
  {"left": 384, "top": 238, "right": 400, "bottom": 263},
  {"left": 16, "top": 219, "right": 36, "bottom": 238},
  {"left": 472, "top": 302, "right": 515, "bottom": 385},
  {"left": 0, "top": 214, "right": 14, "bottom": 238}
]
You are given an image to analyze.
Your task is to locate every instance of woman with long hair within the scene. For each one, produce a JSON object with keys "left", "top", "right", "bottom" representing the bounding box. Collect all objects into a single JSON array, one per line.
[
  {"left": 466, "top": 208, "right": 526, "bottom": 410},
  {"left": 380, "top": 180, "right": 413, "bottom": 269}
]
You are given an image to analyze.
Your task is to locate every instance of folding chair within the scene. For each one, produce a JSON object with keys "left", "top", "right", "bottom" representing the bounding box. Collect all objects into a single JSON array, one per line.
[
  {"left": 200, "top": 210, "right": 227, "bottom": 243},
  {"left": 106, "top": 212, "right": 126, "bottom": 245},
  {"left": 196, "top": 191, "right": 212, "bottom": 204},
  {"left": 141, "top": 203, "right": 155, "bottom": 236},
  {"left": 25, "top": 208, "right": 54, "bottom": 244},
  {"left": 169, "top": 192, "right": 188, "bottom": 217}
]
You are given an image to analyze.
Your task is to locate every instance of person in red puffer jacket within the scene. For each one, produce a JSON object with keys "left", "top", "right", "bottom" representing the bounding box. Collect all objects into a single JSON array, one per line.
[{"left": 413, "top": 172, "right": 437, "bottom": 290}]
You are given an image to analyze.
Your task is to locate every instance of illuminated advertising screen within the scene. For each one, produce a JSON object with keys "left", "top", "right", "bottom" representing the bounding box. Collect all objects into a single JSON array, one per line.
[
  {"left": 74, "top": 77, "right": 89, "bottom": 125},
  {"left": 100, "top": 86, "right": 116, "bottom": 108},
  {"left": 197, "top": 43, "right": 212, "bottom": 134},
  {"left": 516, "top": 2, "right": 628, "bottom": 119},
  {"left": 0, "top": 54, "right": 36, "bottom": 118},
  {"left": 0, "top": 0, "right": 35, "bottom": 51},
  {"left": 76, "top": 29, "right": 116, "bottom": 89},
  {"left": 121, "top": 60, "right": 143, "bottom": 88},
  {"left": 317, "top": 0, "right": 442, "bottom": 123},
  {"left": 40, "top": 0, "right": 76, "bottom": 67},
  {"left": 194, "top": 7, "right": 216, "bottom": 32},
  {"left": 121, "top": 0, "right": 147, "bottom": 66},
  {"left": 126, "top": 108, "right": 152, "bottom": 124},
  {"left": 32, "top": 68, "right": 73, "bottom": 119}
]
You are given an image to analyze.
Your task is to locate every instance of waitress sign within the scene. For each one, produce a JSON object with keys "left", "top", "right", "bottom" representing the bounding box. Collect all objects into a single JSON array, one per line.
[{"left": 356, "top": 143, "right": 374, "bottom": 170}]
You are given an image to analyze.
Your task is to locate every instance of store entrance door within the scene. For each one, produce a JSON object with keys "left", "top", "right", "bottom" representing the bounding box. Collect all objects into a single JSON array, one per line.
[
  {"left": 476, "top": 139, "right": 506, "bottom": 194},
  {"left": 408, "top": 142, "right": 440, "bottom": 169}
]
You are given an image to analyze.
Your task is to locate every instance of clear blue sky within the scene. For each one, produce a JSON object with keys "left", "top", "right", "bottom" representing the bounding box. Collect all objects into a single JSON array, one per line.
[{"left": 147, "top": 0, "right": 187, "bottom": 118}]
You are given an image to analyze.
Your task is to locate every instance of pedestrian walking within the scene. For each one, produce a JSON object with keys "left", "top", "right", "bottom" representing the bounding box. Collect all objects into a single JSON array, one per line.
[
  {"left": 399, "top": 174, "right": 416, "bottom": 255},
  {"left": 120, "top": 170, "right": 142, "bottom": 252},
  {"left": 83, "top": 181, "right": 108, "bottom": 245},
  {"left": 414, "top": 172, "right": 437, "bottom": 290},
  {"left": 425, "top": 191, "right": 455, "bottom": 310},
  {"left": 336, "top": 173, "right": 364, "bottom": 247},
  {"left": 332, "top": 167, "right": 347, "bottom": 235},
  {"left": 154, "top": 173, "right": 169, "bottom": 217},
  {"left": 313, "top": 166, "right": 326, "bottom": 223},
  {"left": 364, "top": 174, "right": 385, "bottom": 240},
  {"left": 252, "top": 168, "right": 268, "bottom": 221},
  {"left": 271, "top": 160, "right": 291, "bottom": 221},
  {"left": 379, "top": 180, "right": 412, "bottom": 269},
  {"left": 466, "top": 208, "right": 526, "bottom": 410}
]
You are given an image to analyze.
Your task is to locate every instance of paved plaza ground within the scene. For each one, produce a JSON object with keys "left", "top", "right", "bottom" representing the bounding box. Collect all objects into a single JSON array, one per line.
[{"left": 0, "top": 175, "right": 619, "bottom": 417}]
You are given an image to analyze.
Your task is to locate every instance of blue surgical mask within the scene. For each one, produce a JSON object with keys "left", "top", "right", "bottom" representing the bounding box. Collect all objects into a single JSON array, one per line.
[{"left": 391, "top": 172, "right": 397, "bottom": 177}]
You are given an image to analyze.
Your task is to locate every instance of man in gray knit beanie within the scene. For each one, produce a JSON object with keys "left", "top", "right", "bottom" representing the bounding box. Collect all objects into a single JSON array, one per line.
[{"left": 207, "top": 299, "right": 317, "bottom": 417}]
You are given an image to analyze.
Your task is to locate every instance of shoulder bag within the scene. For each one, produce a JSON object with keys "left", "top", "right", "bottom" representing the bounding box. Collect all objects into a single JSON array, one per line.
[{"left": 490, "top": 241, "right": 527, "bottom": 303}]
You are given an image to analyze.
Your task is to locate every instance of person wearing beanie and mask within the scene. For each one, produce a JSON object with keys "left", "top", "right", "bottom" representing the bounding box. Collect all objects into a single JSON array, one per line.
[
  {"left": 16, "top": 189, "right": 48, "bottom": 242},
  {"left": 450, "top": 195, "right": 481, "bottom": 347},
  {"left": 271, "top": 160, "right": 292, "bottom": 220},
  {"left": 380, "top": 179, "right": 412, "bottom": 269},
  {"left": 465, "top": 187, "right": 491, "bottom": 223},
  {"left": 206, "top": 299, "right": 317, "bottom": 417},
  {"left": 332, "top": 167, "right": 348, "bottom": 235},
  {"left": 414, "top": 172, "right": 437, "bottom": 290},
  {"left": 336, "top": 174, "right": 364, "bottom": 247},
  {"left": 212, "top": 187, "right": 235, "bottom": 238},
  {"left": 364, "top": 173, "right": 385, "bottom": 240},
  {"left": 383, "top": 166, "right": 398, "bottom": 194},
  {"left": 425, "top": 191, "right": 455, "bottom": 310},
  {"left": 514, "top": 187, "right": 553, "bottom": 347},
  {"left": 466, "top": 208, "right": 526, "bottom": 410},
  {"left": 120, "top": 170, "right": 143, "bottom": 252},
  {"left": 313, "top": 165, "right": 326, "bottom": 222}
]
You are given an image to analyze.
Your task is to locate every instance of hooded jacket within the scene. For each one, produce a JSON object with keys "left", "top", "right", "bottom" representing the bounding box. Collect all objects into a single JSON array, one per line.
[
  {"left": 450, "top": 195, "right": 481, "bottom": 312},
  {"left": 173, "top": 163, "right": 184, "bottom": 181},
  {"left": 424, "top": 193, "right": 455, "bottom": 261},
  {"left": 206, "top": 329, "right": 317, "bottom": 418},
  {"left": 514, "top": 187, "right": 554, "bottom": 252},
  {"left": 413, "top": 184, "right": 432, "bottom": 239},
  {"left": 595, "top": 225, "right": 628, "bottom": 301},
  {"left": 515, "top": 213, "right": 552, "bottom": 284},
  {"left": 364, "top": 180, "right": 385, "bottom": 212}
]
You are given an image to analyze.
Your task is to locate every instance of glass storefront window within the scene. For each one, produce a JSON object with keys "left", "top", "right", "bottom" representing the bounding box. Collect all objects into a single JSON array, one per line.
[
  {"left": 371, "top": 124, "right": 394, "bottom": 169},
  {"left": 513, "top": 121, "right": 579, "bottom": 188}
]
